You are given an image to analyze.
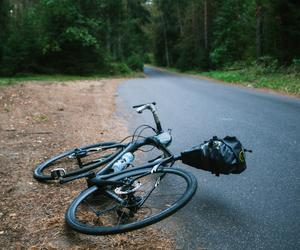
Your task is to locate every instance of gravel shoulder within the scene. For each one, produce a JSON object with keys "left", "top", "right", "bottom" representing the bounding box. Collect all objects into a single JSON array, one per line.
[{"left": 0, "top": 79, "right": 174, "bottom": 249}]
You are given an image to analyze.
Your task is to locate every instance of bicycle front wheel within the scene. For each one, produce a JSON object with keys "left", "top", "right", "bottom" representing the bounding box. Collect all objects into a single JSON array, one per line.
[
  {"left": 65, "top": 167, "right": 197, "bottom": 235},
  {"left": 33, "top": 141, "right": 124, "bottom": 181}
]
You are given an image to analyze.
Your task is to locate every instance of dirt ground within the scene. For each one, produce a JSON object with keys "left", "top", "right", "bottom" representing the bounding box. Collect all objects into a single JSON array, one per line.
[{"left": 0, "top": 80, "right": 174, "bottom": 249}]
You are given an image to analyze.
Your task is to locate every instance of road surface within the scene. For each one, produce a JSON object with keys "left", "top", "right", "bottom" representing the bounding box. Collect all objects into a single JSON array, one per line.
[{"left": 116, "top": 67, "right": 300, "bottom": 249}]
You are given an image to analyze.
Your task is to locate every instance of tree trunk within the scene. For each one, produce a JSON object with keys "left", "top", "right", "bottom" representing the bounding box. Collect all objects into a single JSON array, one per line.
[
  {"left": 256, "top": 3, "right": 264, "bottom": 59},
  {"left": 161, "top": 14, "right": 170, "bottom": 67},
  {"left": 204, "top": 0, "right": 208, "bottom": 50},
  {"left": 176, "top": 0, "right": 183, "bottom": 36},
  {"left": 106, "top": 15, "right": 112, "bottom": 55},
  {"left": 118, "top": 34, "right": 123, "bottom": 60},
  {"left": 192, "top": 0, "right": 197, "bottom": 51}
]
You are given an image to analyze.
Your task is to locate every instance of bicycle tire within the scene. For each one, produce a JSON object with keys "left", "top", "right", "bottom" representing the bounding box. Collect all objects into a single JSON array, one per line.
[
  {"left": 33, "top": 141, "right": 124, "bottom": 181},
  {"left": 65, "top": 167, "right": 197, "bottom": 235}
]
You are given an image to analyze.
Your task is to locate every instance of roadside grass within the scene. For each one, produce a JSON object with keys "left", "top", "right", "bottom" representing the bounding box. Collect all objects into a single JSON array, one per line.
[
  {"left": 197, "top": 70, "right": 300, "bottom": 95},
  {"left": 0, "top": 71, "right": 144, "bottom": 86},
  {"left": 147, "top": 64, "right": 300, "bottom": 96}
]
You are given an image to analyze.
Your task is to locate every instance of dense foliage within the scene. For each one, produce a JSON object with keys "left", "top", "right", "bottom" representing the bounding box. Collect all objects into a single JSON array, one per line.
[
  {"left": 149, "top": 0, "right": 300, "bottom": 71},
  {"left": 0, "top": 0, "right": 149, "bottom": 76},
  {"left": 1, "top": 0, "right": 299, "bottom": 76}
]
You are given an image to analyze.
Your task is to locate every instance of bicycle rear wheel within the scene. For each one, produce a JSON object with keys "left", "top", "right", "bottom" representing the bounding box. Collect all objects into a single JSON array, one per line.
[
  {"left": 65, "top": 167, "right": 197, "bottom": 235},
  {"left": 33, "top": 141, "right": 124, "bottom": 181}
]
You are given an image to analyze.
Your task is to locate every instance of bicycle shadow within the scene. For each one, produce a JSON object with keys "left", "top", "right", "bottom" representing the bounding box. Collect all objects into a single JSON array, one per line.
[{"left": 169, "top": 190, "right": 260, "bottom": 249}]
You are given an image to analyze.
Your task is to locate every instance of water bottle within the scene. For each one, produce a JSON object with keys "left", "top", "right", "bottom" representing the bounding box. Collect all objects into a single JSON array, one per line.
[{"left": 112, "top": 152, "right": 134, "bottom": 172}]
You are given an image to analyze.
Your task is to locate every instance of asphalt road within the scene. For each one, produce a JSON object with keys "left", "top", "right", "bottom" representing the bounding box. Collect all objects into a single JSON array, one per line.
[{"left": 116, "top": 67, "right": 300, "bottom": 250}]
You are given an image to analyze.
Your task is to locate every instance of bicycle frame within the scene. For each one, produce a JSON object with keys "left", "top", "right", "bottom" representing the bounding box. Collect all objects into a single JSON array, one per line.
[
  {"left": 35, "top": 102, "right": 174, "bottom": 183},
  {"left": 97, "top": 134, "right": 173, "bottom": 176},
  {"left": 85, "top": 155, "right": 178, "bottom": 208},
  {"left": 60, "top": 131, "right": 174, "bottom": 184}
]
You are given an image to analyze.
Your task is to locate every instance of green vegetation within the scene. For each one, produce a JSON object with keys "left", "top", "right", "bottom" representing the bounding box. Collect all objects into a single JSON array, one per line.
[
  {"left": 148, "top": 0, "right": 300, "bottom": 70},
  {"left": 0, "top": 71, "right": 144, "bottom": 86},
  {"left": 0, "top": 0, "right": 299, "bottom": 96},
  {"left": 199, "top": 70, "right": 300, "bottom": 95},
  {"left": 152, "top": 59, "right": 300, "bottom": 95},
  {"left": 194, "top": 58, "right": 300, "bottom": 95},
  {"left": 145, "top": 0, "right": 299, "bottom": 95},
  {"left": 0, "top": 0, "right": 149, "bottom": 76}
]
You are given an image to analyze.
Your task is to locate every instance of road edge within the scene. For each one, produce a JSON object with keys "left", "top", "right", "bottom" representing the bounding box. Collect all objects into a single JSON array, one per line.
[{"left": 145, "top": 64, "right": 300, "bottom": 99}]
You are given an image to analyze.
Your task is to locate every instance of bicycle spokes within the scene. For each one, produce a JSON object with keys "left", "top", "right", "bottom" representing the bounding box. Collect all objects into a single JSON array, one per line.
[{"left": 74, "top": 172, "right": 187, "bottom": 228}]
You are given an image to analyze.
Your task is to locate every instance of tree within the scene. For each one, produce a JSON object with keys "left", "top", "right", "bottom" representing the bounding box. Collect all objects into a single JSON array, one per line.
[
  {"left": 263, "top": 0, "right": 300, "bottom": 63},
  {"left": 210, "top": 0, "right": 256, "bottom": 67},
  {"left": 0, "top": 0, "right": 10, "bottom": 63},
  {"left": 0, "top": 0, "right": 150, "bottom": 75},
  {"left": 256, "top": 0, "right": 265, "bottom": 59}
]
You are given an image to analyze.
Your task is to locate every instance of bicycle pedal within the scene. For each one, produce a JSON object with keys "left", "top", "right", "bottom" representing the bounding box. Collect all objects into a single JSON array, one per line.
[{"left": 51, "top": 168, "right": 66, "bottom": 179}]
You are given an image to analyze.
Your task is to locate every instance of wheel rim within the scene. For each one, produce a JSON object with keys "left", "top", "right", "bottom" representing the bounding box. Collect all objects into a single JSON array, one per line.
[
  {"left": 67, "top": 168, "right": 196, "bottom": 234},
  {"left": 35, "top": 145, "right": 123, "bottom": 179}
]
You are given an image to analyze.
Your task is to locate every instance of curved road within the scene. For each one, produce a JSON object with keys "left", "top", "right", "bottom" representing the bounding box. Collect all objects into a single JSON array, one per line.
[{"left": 116, "top": 67, "right": 300, "bottom": 249}]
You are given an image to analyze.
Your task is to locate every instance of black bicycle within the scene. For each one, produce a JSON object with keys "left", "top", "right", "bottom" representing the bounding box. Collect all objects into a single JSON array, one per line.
[{"left": 34, "top": 102, "right": 248, "bottom": 235}]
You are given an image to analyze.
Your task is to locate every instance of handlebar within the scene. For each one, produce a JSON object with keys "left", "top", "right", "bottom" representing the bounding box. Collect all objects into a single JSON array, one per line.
[
  {"left": 132, "top": 102, "right": 162, "bottom": 133},
  {"left": 132, "top": 102, "right": 156, "bottom": 109}
]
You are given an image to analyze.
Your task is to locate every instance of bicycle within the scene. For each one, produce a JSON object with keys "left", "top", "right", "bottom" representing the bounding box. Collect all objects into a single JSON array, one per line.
[{"left": 33, "top": 102, "right": 248, "bottom": 235}]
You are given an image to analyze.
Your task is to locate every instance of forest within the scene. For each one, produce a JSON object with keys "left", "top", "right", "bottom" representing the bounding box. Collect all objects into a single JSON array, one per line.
[
  {"left": 150, "top": 0, "right": 300, "bottom": 70},
  {"left": 0, "top": 0, "right": 299, "bottom": 78}
]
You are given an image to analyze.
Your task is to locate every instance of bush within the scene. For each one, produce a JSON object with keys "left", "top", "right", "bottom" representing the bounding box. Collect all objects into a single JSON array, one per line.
[
  {"left": 108, "top": 62, "right": 132, "bottom": 75},
  {"left": 126, "top": 54, "right": 144, "bottom": 71},
  {"left": 209, "top": 46, "right": 228, "bottom": 68},
  {"left": 223, "top": 61, "right": 249, "bottom": 70},
  {"left": 249, "top": 56, "right": 279, "bottom": 75},
  {"left": 143, "top": 53, "right": 154, "bottom": 64},
  {"left": 176, "top": 51, "right": 191, "bottom": 71},
  {"left": 287, "top": 58, "right": 300, "bottom": 75}
]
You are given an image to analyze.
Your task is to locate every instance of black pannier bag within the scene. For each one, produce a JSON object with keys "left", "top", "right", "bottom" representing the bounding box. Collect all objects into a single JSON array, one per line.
[{"left": 181, "top": 136, "right": 247, "bottom": 176}]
